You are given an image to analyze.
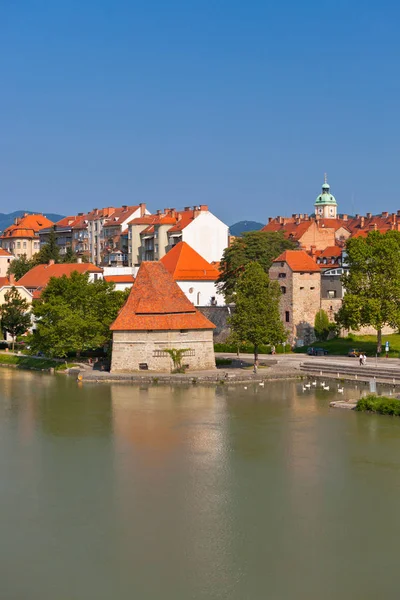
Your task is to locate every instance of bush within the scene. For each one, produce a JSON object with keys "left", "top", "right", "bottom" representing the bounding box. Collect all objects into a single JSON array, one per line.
[
  {"left": 214, "top": 342, "right": 289, "bottom": 354},
  {"left": 216, "top": 358, "right": 233, "bottom": 366},
  {"left": 355, "top": 394, "right": 400, "bottom": 416}
]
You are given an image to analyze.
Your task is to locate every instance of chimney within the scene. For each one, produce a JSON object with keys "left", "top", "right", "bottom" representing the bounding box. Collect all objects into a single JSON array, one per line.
[
  {"left": 78, "top": 212, "right": 84, "bottom": 216},
  {"left": 9, "top": 274, "right": 15, "bottom": 285},
  {"left": 122, "top": 205, "right": 128, "bottom": 211},
  {"left": 360, "top": 216, "right": 365, "bottom": 228},
  {"left": 268, "top": 217, "right": 273, "bottom": 223},
  {"left": 48, "top": 259, "right": 55, "bottom": 266},
  {"left": 369, "top": 223, "right": 377, "bottom": 231},
  {"left": 93, "top": 208, "right": 98, "bottom": 215},
  {"left": 278, "top": 216, "right": 283, "bottom": 224},
  {"left": 342, "top": 214, "right": 348, "bottom": 221},
  {"left": 355, "top": 214, "right": 360, "bottom": 219},
  {"left": 77, "top": 257, "right": 82, "bottom": 264},
  {"left": 139, "top": 203, "right": 146, "bottom": 217},
  {"left": 199, "top": 204, "right": 208, "bottom": 211},
  {"left": 310, "top": 245, "right": 316, "bottom": 257},
  {"left": 156, "top": 210, "right": 162, "bottom": 216},
  {"left": 397, "top": 210, "right": 400, "bottom": 217},
  {"left": 184, "top": 206, "right": 191, "bottom": 211},
  {"left": 392, "top": 213, "right": 397, "bottom": 224},
  {"left": 169, "top": 208, "right": 176, "bottom": 218},
  {"left": 366, "top": 212, "right": 372, "bottom": 219},
  {"left": 382, "top": 211, "right": 389, "bottom": 218},
  {"left": 193, "top": 206, "right": 201, "bottom": 218}
]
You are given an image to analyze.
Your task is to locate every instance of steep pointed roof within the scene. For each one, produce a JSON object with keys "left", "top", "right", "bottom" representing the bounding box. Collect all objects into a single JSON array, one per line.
[
  {"left": 273, "top": 250, "right": 320, "bottom": 272},
  {"left": 110, "top": 262, "right": 215, "bottom": 331},
  {"left": 160, "top": 242, "right": 220, "bottom": 281}
]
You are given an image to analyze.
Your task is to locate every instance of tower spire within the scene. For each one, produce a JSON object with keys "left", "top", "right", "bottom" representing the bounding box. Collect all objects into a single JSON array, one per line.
[{"left": 324, "top": 172, "right": 328, "bottom": 184}]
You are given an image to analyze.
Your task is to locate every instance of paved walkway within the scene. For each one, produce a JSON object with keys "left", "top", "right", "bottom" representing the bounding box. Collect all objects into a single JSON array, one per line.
[{"left": 76, "top": 353, "right": 400, "bottom": 385}]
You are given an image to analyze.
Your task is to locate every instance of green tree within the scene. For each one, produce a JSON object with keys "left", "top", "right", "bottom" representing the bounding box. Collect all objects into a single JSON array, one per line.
[
  {"left": 314, "top": 309, "right": 330, "bottom": 341},
  {"left": 62, "top": 247, "right": 78, "bottom": 263},
  {"left": 217, "top": 231, "right": 296, "bottom": 301},
  {"left": 229, "top": 262, "right": 287, "bottom": 363},
  {"left": 336, "top": 230, "right": 400, "bottom": 353},
  {"left": 33, "top": 228, "right": 60, "bottom": 265},
  {"left": 0, "top": 287, "right": 31, "bottom": 351},
  {"left": 29, "top": 272, "right": 129, "bottom": 358},
  {"left": 8, "top": 255, "right": 34, "bottom": 281}
]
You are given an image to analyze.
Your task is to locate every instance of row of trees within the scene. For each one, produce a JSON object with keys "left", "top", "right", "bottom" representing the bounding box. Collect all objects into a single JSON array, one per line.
[
  {"left": 9, "top": 229, "right": 87, "bottom": 281},
  {"left": 0, "top": 274, "right": 128, "bottom": 356},
  {"left": 218, "top": 229, "right": 400, "bottom": 357}
]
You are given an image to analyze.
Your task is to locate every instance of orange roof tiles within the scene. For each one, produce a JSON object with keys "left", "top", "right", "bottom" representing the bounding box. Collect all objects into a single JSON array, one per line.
[
  {"left": 17, "top": 262, "right": 103, "bottom": 290},
  {"left": 160, "top": 242, "right": 220, "bottom": 281},
  {"left": 102, "top": 205, "right": 141, "bottom": 226},
  {"left": 274, "top": 250, "right": 320, "bottom": 272},
  {"left": 110, "top": 262, "right": 215, "bottom": 331},
  {"left": 0, "top": 277, "right": 10, "bottom": 287},
  {"left": 0, "top": 249, "right": 13, "bottom": 257},
  {"left": 262, "top": 220, "right": 313, "bottom": 240},
  {"left": 319, "top": 246, "right": 342, "bottom": 258}
]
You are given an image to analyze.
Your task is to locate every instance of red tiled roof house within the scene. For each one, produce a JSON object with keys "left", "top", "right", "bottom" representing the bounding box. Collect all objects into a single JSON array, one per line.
[
  {"left": 110, "top": 262, "right": 216, "bottom": 372},
  {"left": 0, "top": 213, "right": 55, "bottom": 259},
  {"left": 160, "top": 241, "right": 224, "bottom": 306}
]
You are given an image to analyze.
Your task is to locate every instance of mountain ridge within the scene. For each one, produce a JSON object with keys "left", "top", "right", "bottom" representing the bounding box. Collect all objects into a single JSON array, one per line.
[
  {"left": 0, "top": 211, "right": 65, "bottom": 233},
  {"left": 229, "top": 220, "right": 264, "bottom": 236}
]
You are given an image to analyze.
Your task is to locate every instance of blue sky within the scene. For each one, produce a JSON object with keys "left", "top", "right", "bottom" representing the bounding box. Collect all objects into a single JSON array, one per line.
[{"left": 1, "top": 0, "right": 399, "bottom": 224}]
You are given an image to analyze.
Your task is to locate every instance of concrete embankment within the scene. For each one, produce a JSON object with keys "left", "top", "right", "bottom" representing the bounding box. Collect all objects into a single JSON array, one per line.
[{"left": 300, "top": 360, "right": 400, "bottom": 385}]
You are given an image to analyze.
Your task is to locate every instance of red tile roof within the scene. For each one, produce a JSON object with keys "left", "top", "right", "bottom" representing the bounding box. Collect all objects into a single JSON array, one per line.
[
  {"left": 104, "top": 275, "right": 135, "bottom": 284},
  {"left": 110, "top": 262, "right": 215, "bottom": 331},
  {"left": 262, "top": 220, "right": 313, "bottom": 241},
  {"left": 273, "top": 250, "right": 320, "bottom": 272},
  {"left": 0, "top": 277, "right": 10, "bottom": 287},
  {"left": 17, "top": 263, "right": 103, "bottom": 289},
  {"left": 160, "top": 242, "right": 220, "bottom": 281},
  {"left": 0, "top": 249, "right": 13, "bottom": 257},
  {"left": 319, "top": 246, "right": 342, "bottom": 258},
  {"left": 102, "top": 205, "right": 141, "bottom": 226}
]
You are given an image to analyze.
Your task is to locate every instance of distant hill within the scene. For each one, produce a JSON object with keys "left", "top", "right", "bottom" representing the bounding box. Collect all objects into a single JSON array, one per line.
[
  {"left": 229, "top": 220, "right": 264, "bottom": 236},
  {"left": 0, "top": 211, "right": 65, "bottom": 233}
]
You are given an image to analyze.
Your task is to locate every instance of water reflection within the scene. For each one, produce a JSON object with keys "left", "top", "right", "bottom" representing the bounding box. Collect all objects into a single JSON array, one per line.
[{"left": 2, "top": 372, "right": 400, "bottom": 598}]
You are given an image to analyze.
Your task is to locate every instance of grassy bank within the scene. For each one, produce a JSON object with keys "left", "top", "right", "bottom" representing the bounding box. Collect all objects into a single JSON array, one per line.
[
  {"left": 356, "top": 394, "right": 400, "bottom": 416},
  {"left": 0, "top": 353, "right": 77, "bottom": 371},
  {"left": 295, "top": 333, "right": 400, "bottom": 357}
]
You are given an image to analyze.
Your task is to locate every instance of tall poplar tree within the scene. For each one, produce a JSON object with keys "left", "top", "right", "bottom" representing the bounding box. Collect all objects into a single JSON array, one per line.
[
  {"left": 229, "top": 262, "right": 287, "bottom": 362},
  {"left": 336, "top": 230, "right": 400, "bottom": 353}
]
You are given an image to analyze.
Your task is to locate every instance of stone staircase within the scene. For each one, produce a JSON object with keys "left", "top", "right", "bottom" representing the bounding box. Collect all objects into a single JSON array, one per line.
[{"left": 300, "top": 360, "right": 400, "bottom": 383}]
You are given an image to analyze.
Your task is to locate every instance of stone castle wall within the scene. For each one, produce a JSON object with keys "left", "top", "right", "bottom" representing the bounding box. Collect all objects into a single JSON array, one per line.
[{"left": 111, "top": 329, "right": 216, "bottom": 372}]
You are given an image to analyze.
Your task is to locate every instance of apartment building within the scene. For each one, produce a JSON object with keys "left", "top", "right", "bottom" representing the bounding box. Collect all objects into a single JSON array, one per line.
[
  {"left": 88, "top": 204, "right": 148, "bottom": 265},
  {"left": 128, "top": 205, "right": 228, "bottom": 266}
]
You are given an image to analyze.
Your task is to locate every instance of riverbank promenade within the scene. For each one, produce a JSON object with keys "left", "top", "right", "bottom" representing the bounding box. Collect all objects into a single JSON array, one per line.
[{"left": 78, "top": 353, "right": 400, "bottom": 385}]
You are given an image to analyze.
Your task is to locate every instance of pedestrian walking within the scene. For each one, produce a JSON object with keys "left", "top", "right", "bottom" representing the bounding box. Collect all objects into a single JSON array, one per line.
[
  {"left": 359, "top": 353, "right": 363, "bottom": 366},
  {"left": 363, "top": 353, "right": 367, "bottom": 365}
]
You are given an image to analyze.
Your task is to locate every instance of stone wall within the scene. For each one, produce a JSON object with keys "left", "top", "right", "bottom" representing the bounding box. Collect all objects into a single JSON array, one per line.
[
  {"left": 198, "top": 306, "right": 232, "bottom": 341},
  {"left": 111, "top": 329, "right": 216, "bottom": 372}
]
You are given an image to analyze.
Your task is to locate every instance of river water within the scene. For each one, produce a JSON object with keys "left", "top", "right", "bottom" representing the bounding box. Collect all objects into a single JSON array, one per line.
[{"left": 1, "top": 370, "right": 400, "bottom": 599}]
